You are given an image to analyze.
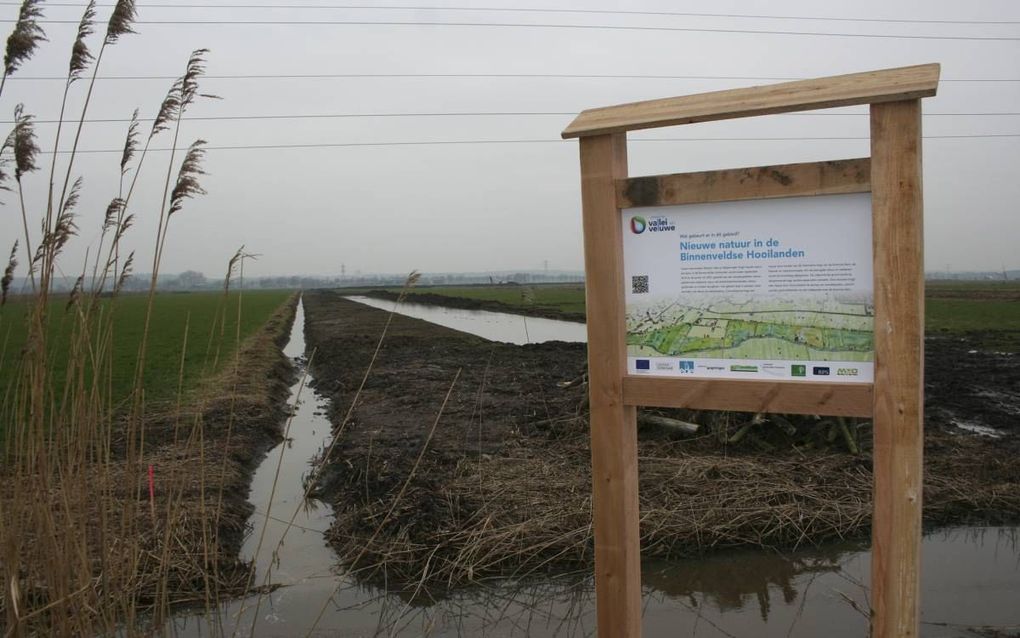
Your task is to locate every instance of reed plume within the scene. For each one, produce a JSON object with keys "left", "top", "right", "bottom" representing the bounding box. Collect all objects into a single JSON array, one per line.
[
  {"left": 12, "top": 104, "right": 39, "bottom": 181},
  {"left": 103, "top": 198, "right": 124, "bottom": 232},
  {"left": 2, "top": 0, "right": 46, "bottom": 94},
  {"left": 0, "top": 126, "right": 13, "bottom": 195},
  {"left": 66, "top": 273, "right": 84, "bottom": 311},
  {"left": 12, "top": 104, "right": 39, "bottom": 288},
  {"left": 120, "top": 109, "right": 140, "bottom": 175},
  {"left": 43, "top": 176, "right": 82, "bottom": 262},
  {"left": 68, "top": 1, "right": 97, "bottom": 83},
  {"left": 181, "top": 49, "right": 219, "bottom": 108},
  {"left": 92, "top": 196, "right": 125, "bottom": 289},
  {"left": 168, "top": 140, "right": 207, "bottom": 217},
  {"left": 224, "top": 246, "right": 244, "bottom": 289},
  {"left": 49, "top": 0, "right": 137, "bottom": 279},
  {"left": 397, "top": 270, "right": 422, "bottom": 302},
  {"left": 1, "top": 240, "right": 16, "bottom": 305},
  {"left": 114, "top": 250, "right": 134, "bottom": 294},
  {"left": 150, "top": 79, "right": 183, "bottom": 140},
  {"left": 104, "top": 0, "right": 137, "bottom": 45},
  {"left": 147, "top": 49, "right": 215, "bottom": 143},
  {"left": 116, "top": 212, "right": 134, "bottom": 239},
  {"left": 105, "top": 109, "right": 140, "bottom": 286}
]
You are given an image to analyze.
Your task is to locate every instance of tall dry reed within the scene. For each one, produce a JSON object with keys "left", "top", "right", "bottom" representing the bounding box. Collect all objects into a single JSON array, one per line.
[{"left": 0, "top": 3, "right": 258, "bottom": 635}]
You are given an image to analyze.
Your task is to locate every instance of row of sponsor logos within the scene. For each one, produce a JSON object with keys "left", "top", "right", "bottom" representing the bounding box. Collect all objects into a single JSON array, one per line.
[{"left": 634, "top": 359, "right": 861, "bottom": 377}]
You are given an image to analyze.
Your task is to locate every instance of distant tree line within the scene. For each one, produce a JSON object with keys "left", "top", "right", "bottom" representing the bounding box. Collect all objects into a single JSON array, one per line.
[{"left": 8, "top": 269, "right": 585, "bottom": 294}]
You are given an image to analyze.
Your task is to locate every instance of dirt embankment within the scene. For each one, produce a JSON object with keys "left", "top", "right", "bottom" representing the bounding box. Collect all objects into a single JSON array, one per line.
[
  {"left": 362, "top": 288, "right": 587, "bottom": 323},
  {"left": 1, "top": 293, "right": 299, "bottom": 624},
  {"left": 302, "top": 290, "right": 1020, "bottom": 592},
  {"left": 132, "top": 293, "right": 301, "bottom": 597}
]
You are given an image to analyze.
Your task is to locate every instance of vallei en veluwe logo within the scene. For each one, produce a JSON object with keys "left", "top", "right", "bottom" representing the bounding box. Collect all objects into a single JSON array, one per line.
[{"left": 630, "top": 216, "right": 647, "bottom": 234}]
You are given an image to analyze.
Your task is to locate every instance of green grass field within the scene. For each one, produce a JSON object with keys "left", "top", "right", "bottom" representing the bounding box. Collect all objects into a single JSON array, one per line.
[
  {"left": 424, "top": 284, "right": 587, "bottom": 315},
  {"left": 0, "top": 290, "right": 293, "bottom": 410},
  {"left": 924, "top": 281, "right": 1020, "bottom": 333},
  {"left": 925, "top": 299, "right": 1020, "bottom": 332},
  {"left": 359, "top": 281, "right": 1019, "bottom": 335}
]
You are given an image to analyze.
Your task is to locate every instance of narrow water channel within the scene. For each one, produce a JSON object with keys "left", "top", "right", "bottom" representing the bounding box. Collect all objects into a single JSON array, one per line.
[
  {"left": 345, "top": 295, "right": 588, "bottom": 344},
  {"left": 168, "top": 297, "right": 1020, "bottom": 637}
]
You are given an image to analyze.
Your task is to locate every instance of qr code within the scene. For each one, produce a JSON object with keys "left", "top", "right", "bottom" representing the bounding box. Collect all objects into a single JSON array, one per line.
[{"left": 632, "top": 275, "right": 649, "bottom": 294}]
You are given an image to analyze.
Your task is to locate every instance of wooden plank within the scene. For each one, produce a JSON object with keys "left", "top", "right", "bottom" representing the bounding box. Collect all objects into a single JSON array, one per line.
[
  {"left": 578, "top": 133, "right": 642, "bottom": 637},
  {"left": 622, "top": 376, "right": 873, "bottom": 417},
  {"left": 562, "top": 64, "right": 939, "bottom": 138},
  {"left": 617, "top": 158, "right": 870, "bottom": 208},
  {"left": 869, "top": 100, "right": 925, "bottom": 638}
]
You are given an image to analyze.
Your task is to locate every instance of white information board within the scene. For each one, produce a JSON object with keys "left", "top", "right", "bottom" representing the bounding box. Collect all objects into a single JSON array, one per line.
[{"left": 622, "top": 193, "right": 874, "bottom": 383}]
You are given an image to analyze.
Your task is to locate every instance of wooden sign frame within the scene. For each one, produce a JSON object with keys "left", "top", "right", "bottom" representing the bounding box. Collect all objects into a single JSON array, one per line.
[{"left": 562, "top": 63, "right": 939, "bottom": 638}]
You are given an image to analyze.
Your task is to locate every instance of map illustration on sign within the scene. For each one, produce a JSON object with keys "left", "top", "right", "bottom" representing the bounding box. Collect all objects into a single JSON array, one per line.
[{"left": 622, "top": 193, "right": 874, "bottom": 383}]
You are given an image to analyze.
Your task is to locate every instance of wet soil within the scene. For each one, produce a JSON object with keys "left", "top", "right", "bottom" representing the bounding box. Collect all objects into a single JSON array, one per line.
[
  {"left": 925, "top": 330, "right": 1020, "bottom": 433},
  {"left": 303, "top": 291, "right": 587, "bottom": 492},
  {"left": 302, "top": 290, "right": 1020, "bottom": 590}
]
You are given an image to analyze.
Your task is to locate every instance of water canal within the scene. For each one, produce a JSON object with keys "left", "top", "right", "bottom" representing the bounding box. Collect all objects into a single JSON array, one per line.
[{"left": 169, "top": 296, "right": 1019, "bottom": 637}]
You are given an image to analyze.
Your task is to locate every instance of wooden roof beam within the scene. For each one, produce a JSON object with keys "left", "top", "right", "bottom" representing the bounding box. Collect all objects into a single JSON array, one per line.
[{"left": 561, "top": 63, "right": 940, "bottom": 139}]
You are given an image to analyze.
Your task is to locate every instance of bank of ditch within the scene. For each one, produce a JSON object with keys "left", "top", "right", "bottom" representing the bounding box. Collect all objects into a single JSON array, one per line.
[
  {"left": 303, "top": 290, "right": 1020, "bottom": 593},
  {"left": 0, "top": 293, "right": 299, "bottom": 630},
  {"left": 126, "top": 292, "right": 302, "bottom": 601}
]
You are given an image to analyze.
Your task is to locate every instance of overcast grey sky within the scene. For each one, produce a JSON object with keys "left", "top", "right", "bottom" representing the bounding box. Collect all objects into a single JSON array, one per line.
[{"left": 1, "top": 0, "right": 1018, "bottom": 279}]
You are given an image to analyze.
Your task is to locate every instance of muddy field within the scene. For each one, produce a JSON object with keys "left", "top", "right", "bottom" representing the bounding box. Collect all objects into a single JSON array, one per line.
[{"left": 302, "top": 290, "right": 1020, "bottom": 592}]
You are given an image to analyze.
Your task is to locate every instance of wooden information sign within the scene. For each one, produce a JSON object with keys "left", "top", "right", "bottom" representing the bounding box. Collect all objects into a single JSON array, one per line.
[{"left": 562, "top": 64, "right": 940, "bottom": 637}]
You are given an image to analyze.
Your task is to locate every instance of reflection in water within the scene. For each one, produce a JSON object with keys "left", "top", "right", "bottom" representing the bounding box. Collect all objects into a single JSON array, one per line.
[
  {"left": 643, "top": 546, "right": 849, "bottom": 622},
  {"left": 344, "top": 295, "right": 588, "bottom": 344},
  {"left": 167, "top": 299, "right": 1020, "bottom": 636}
]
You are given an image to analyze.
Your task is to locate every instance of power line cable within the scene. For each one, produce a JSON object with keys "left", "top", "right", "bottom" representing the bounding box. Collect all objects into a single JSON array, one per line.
[
  {"left": 33, "top": 133, "right": 1020, "bottom": 154},
  {"left": 7, "top": 18, "right": 1020, "bottom": 41},
  {"left": 5, "top": 111, "right": 1020, "bottom": 125},
  {"left": 3, "top": 72, "right": 1015, "bottom": 82},
  {"left": 7, "top": 3, "right": 1020, "bottom": 26}
]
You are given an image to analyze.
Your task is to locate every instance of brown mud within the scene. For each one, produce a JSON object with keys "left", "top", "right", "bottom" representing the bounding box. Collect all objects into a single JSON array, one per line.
[{"left": 302, "top": 290, "right": 1020, "bottom": 592}]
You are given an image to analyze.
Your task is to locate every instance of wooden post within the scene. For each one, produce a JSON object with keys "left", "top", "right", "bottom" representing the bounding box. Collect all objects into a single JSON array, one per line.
[
  {"left": 579, "top": 133, "right": 642, "bottom": 637},
  {"left": 869, "top": 99, "right": 925, "bottom": 638},
  {"left": 564, "top": 66, "right": 937, "bottom": 638}
]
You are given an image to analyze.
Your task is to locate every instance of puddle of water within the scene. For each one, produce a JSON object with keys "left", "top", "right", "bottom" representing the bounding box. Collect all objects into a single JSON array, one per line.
[
  {"left": 345, "top": 295, "right": 587, "bottom": 344},
  {"left": 167, "top": 298, "right": 1020, "bottom": 637},
  {"left": 171, "top": 522, "right": 1020, "bottom": 637},
  {"left": 953, "top": 419, "right": 1004, "bottom": 438}
]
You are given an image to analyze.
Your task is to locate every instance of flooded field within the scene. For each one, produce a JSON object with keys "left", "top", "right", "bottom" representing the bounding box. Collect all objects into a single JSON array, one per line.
[{"left": 169, "top": 295, "right": 1020, "bottom": 637}]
